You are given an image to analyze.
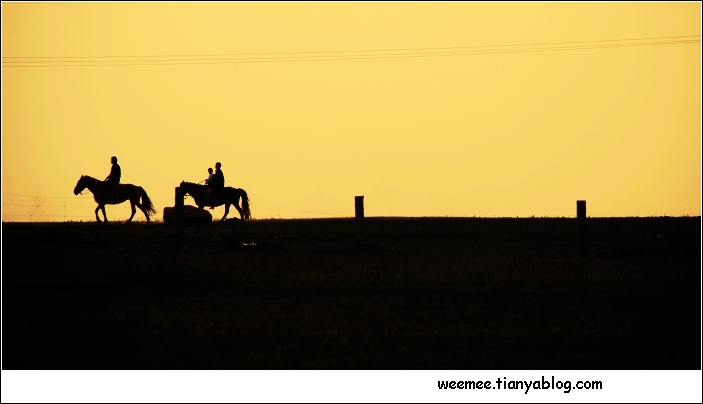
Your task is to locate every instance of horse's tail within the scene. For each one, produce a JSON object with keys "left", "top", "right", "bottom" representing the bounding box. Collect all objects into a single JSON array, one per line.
[
  {"left": 140, "top": 187, "right": 157, "bottom": 216},
  {"left": 241, "top": 189, "right": 251, "bottom": 220}
]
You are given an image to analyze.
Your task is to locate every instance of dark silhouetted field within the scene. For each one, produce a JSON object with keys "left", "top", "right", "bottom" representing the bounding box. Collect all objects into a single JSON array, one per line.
[{"left": 2, "top": 217, "right": 700, "bottom": 369}]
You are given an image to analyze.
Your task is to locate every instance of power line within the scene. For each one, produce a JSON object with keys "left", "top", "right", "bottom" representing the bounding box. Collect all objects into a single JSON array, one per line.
[
  {"left": 1, "top": 192, "right": 171, "bottom": 200},
  {"left": 4, "top": 39, "right": 699, "bottom": 64},
  {"left": 2, "top": 203, "right": 94, "bottom": 207},
  {"left": 2, "top": 192, "right": 94, "bottom": 199},
  {"left": 5, "top": 39, "right": 700, "bottom": 66},
  {"left": 2, "top": 214, "right": 95, "bottom": 217},
  {"left": 254, "top": 206, "right": 347, "bottom": 217},
  {"left": 3, "top": 35, "right": 699, "bottom": 68},
  {"left": 4, "top": 34, "right": 699, "bottom": 59},
  {"left": 4, "top": 41, "right": 698, "bottom": 68}
]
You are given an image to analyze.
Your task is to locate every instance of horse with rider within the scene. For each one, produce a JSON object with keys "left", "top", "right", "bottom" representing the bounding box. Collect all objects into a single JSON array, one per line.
[
  {"left": 181, "top": 161, "right": 251, "bottom": 221},
  {"left": 73, "top": 157, "right": 250, "bottom": 223},
  {"left": 73, "top": 156, "right": 156, "bottom": 223}
]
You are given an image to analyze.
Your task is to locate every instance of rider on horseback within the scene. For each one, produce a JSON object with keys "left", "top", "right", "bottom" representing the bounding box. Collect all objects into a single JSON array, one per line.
[
  {"left": 103, "top": 156, "right": 121, "bottom": 202},
  {"left": 206, "top": 162, "right": 224, "bottom": 194},
  {"left": 204, "top": 168, "right": 214, "bottom": 186}
]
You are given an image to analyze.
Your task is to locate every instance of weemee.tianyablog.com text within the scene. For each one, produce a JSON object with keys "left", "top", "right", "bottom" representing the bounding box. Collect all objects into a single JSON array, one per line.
[{"left": 438, "top": 376, "right": 602, "bottom": 394}]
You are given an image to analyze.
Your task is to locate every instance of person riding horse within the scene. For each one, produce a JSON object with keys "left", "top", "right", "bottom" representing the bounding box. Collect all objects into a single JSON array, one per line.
[
  {"left": 103, "top": 156, "right": 121, "bottom": 201},
  {"left": 205, "top": 162, "right": 225, "bottom": 206},
  {"left": 204, "top": 168, "right": 214, "bottom": 186},
  {"left": 179, "top": 180, "right": 251, "bottom": 221}
]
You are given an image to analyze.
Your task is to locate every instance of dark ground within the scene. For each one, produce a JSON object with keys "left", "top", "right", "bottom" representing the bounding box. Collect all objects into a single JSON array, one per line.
[{"left": 2, "top": 216, "right": 701, "bottom": 369}]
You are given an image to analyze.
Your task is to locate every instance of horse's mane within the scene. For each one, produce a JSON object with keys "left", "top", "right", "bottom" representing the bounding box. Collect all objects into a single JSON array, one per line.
[
  {"left": 181, "top": 181, "right": 208, "bottom": 188},
  {"left": 181, "top": 181, "right": 240, "bottom": 193}
]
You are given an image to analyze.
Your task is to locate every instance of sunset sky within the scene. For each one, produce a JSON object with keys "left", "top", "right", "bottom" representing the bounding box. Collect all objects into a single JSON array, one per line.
[{"left": 2, "top": 2, "right": 700, "bottom": 221}]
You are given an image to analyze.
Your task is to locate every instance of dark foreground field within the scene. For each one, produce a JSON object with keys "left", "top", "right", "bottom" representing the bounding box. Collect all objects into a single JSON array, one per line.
[{"left": 2, "top": 216, "right": 700, "bottom": 369}]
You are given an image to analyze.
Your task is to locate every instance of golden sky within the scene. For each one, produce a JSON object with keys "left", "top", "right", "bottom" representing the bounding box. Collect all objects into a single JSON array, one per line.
[{"left": 2, "top": 2, "right": 701, "bottom": 221}]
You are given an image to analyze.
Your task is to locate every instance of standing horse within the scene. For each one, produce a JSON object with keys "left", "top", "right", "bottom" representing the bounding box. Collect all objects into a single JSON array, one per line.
[
  {"left": 74, "top": 175, "right": 156, "bottom": 223},
  {"left": 179, "top": 181, "right": 251, "bottom": 221}
]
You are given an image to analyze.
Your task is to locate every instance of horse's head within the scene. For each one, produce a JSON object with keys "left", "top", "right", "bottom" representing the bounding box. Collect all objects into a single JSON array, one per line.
[
  {"left": 74, "top": 175, "right": 87, "bottom": 195},
  {"left": 179, "top": 181, "right": 206, "bottom": 200},
  {"left": 179, "top": 181, "right": 194, "bottom": 194}
]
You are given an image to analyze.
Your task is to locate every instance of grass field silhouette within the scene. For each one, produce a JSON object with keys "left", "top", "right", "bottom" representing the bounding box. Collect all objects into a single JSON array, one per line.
[{"left": 2, "top": 216, "right": 700, "bottom": 369}]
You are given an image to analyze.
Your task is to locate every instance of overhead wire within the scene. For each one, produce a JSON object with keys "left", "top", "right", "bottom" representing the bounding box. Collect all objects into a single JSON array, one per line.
[
  {"left": 3, "top": 39, "right": 699, "bottom": 66},
  {"left": 4, "top": 34, "right": 700, "bottom": 59},
  {"left": 3, "top": 35, "right": 699, "bottom": 68}
]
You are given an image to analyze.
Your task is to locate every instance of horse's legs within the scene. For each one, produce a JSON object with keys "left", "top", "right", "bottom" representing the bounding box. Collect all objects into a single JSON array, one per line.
[
  {"left": 233, "top": 199, "right": 244, "bottom": 220},
  {"left": 221, "top": 203, "right": 230, "bottom": 221},
  {"left": 130, "top": 196, "right": 150, "bottom": 222},
  {"left": 101, "top": 205, "right": 108, "bottom": 222},
  {"left": 94, "top": 205, "right": 102, "bottom": 223},
  {"left": 128, "top": 201, "right": 137, "bottom": 223},
  {"left": 137, "top": 202, "right": 150, "bottom": 222}
]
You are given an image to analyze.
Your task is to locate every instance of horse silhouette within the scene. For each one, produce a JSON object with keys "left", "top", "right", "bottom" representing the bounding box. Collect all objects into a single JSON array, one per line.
[
  {"left": 179, "top": 181, "right": 251, "bottom": 221},
  {"left": 74, "top": 175, "right": 156, "bottom": 223}
]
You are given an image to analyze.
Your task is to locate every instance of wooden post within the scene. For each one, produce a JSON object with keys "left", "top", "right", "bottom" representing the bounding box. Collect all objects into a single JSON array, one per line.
[
  {"left": 577, "top": 200, "right": 587, "bottom": 258},
  {"left": 175, "top": 187, "right": 184, "bottom": 248},
  {"left": 355, "top": 196, "right": 364, "bottom": 247}
]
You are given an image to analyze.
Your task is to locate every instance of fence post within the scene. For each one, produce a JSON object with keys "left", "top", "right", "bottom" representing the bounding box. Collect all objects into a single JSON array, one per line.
[
  {"left": 175, "top": 187, "right": 184, "bottom": 248},
  {"left": 577, "top": 200, "right": 587, "bottom": 258},
  {"left": 355, "top": 196, "right": 364, "bottom": 248}
]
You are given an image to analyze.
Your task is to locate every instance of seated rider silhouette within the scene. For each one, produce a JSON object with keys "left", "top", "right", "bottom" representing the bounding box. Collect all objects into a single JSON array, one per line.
[
  {"left": 205, "top": 162, "right": 224, "bottom": 208},
  {"left": 203, "top": 167, "right": 215, "bottom": 209},
  {"left": 204, "top": 168, "right": 214, "bottom": 186},
  {"left": 103, "top": 156, "right": 121, "bottom": 202}
]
